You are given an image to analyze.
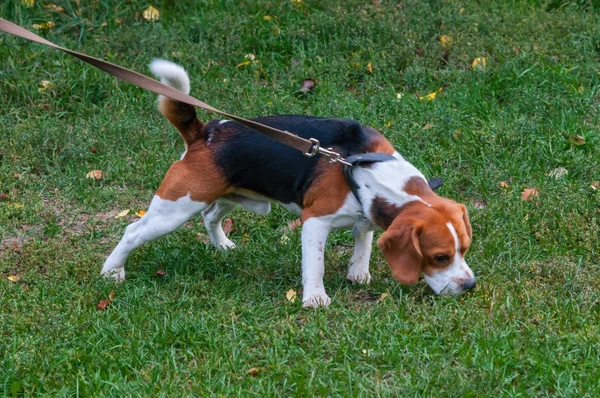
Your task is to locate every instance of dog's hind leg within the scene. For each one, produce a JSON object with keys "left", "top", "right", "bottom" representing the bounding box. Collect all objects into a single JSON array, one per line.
[
  {"left": 202, "top": 200, "right": 238, "bottom": 250},
  {"left": 101, "top": 159, "right": 229, "bottom": 280},
  {"left": 101, "top": 194, "right": 207, "bottom": 280}
]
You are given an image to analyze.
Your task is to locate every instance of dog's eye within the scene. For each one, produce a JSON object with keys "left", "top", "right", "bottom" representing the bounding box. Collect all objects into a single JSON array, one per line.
[{"left": 434, "top": 254, "right": 450, "bottom": 263}]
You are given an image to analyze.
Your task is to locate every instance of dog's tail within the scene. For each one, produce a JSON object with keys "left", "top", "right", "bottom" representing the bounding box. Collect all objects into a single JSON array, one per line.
[{"left": 149, "top": 59, "right": 203, "bottom": 147}]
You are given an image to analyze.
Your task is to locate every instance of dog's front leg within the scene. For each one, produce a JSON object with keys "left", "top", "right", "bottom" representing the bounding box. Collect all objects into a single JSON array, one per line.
[
  {"left": 346, "top": 218, "right": 374, "bottom": 284},
  {"left": 301, "top": 217, "right": 332, "bottom": 308}
]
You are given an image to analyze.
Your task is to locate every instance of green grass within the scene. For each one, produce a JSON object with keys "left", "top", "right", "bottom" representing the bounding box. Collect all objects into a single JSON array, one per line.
[{"left": 2, "top": 0, "right": 600, "bottom": 395}]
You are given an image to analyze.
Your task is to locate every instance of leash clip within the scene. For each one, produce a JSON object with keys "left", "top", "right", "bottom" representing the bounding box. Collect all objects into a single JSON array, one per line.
[{"left": 303, "top": 138, "right": 351, "bottom": 166}]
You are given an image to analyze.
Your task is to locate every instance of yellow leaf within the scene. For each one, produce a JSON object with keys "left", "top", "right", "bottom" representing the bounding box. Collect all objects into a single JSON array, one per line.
[
  {"left": 385, "top": 121, "right": 392, "bottom": 128},
  {"left": 367, "top": 62, "right": 373, "bottom": 74},
  {"left": 22, "top": 0, "right": 34, "bottom": 6},
  {"left": 472, "top": 57, "right": 487, "bottom": 70},
  {"left": 85, "top": 170, "right": 103, "bottom": 180},
  {"left": 135, "top": 209, "right": 147, "bottom": 217},
  {"left": 379, "top": 292, "right": 389, "bottom": 301},
  {"left": 143, "top": 5, "right": 160, "bottom": 21},
  {"left": 420, "top": 91, "right": 437, "bottom": 101},
  {"left": 8, "top": 275, "right": 20, "bottom": 282},
  {"left": 115, "top": 209, "right": 130, "bottom": 219},
  {"left": 33, "top": 21, "right": 56, "bottom": 30},
  {"left": 9, "top": 203, "right": 24, "bottom": 208},
  {"left": 440, "top": 35, "right": 453, "bottom": 49},
  {"left": 44, "top": 4, "right": 64, "bottom": 12},
  {"left": 286, "top": 289, "right": 297, "bottom": 303},
  {"left": 38, "top": 80, "right": 54, "bottom": 92},
  {"left": 236, "top": 60, "right": 251, "bottom": 68},
  {"left": 460, "top": 7, "right": 465, "bottom": 13},
  {"left": 499, "top": 181, "right": 510, "bottom": 188},
  {"left": 263, "top": 15, "right": 272, "bottom": 21}
]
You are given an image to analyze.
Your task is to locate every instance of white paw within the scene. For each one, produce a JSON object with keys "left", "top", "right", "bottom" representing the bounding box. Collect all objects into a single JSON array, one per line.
[
  {"left": 302, "top": 293, "right": 331, "bottom": 308},
  {"left": 346, "top": 269, "right": 372, "bottom": 284},
  {"left": 217, "top": 239, "right": 236, "bottom": 251},
  {"left": 101, "top": 267, "right": 126, "bottom": 282}
]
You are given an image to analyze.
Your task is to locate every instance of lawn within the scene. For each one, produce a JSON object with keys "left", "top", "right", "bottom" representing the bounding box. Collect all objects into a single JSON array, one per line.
[{"left": 1, "top": 0, "right": 600, "bottom": 395}]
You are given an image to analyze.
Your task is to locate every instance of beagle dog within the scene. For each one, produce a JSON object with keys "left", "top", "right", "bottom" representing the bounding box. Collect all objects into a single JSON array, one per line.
[{"left": 101, "top": 60, "right": 475, "bottom": 307}]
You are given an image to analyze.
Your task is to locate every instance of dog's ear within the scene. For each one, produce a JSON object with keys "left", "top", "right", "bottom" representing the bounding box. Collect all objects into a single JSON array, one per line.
[
  {"left": 460, "top": 204, "right": 472, "bottom": 239},
  {"left": 377, "top": 219, "right": 423, "bottom": 284}
]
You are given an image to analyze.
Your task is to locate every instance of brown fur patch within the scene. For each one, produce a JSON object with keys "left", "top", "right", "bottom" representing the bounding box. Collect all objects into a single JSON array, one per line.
[
  {"left": 363, "top": 127, "right": 395, "bottom": 154},
  {"left": 158, "top": 98, "right": 204, "bottom": 147},
  {"left": 370, "top": 197, "right": 403, "bottom": 229},
  {"left": 301, "top": 160, "right": 349, "bottom": 220},
  {"left": 156, "top": 143, "right": 231, "bottom": 202},
  {"left": 403, "top": 176, "right": 435, "bottom": 199}
]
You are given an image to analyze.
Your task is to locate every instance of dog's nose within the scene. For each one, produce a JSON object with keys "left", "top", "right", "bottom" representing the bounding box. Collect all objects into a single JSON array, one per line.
[{"left": 461, "top": 279, "right": 476, "bottom": 291}]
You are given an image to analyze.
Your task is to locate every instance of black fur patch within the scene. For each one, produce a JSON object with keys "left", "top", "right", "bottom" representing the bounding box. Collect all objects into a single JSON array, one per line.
[{"left": 206, "top": 115, "right": 374, "bottom": 205}]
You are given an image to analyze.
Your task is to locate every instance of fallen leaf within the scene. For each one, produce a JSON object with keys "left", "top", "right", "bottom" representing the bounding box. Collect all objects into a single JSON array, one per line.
[
  {"left": 386, "top": 121, "right": 393, "bottom": 127},
  {"left": 422, "top": 123, "right": 434, "bottom": 130},
  {"left": 43, "top": 4, "right": 64, "bottom": 11},
  {"left": 38, "top": 80, "right": 54, "bottom": 91},
  {"left": 97, "top": 290, "right": 114, "bottom": 310},
  {"left": 367, "top": 62, "right": 373, "bottom": 74},
  {"left": 85, "top": 170, "right": 103, "bottom": 180},
  {"left": 222, "top": 218, "right": 234, "bottom": 235},
  {"left": 547, "top": 167, "right": 568, "bottom": 180},
  {"left": 286, "top": 289, "right": 297, "bottom": 303},
  {"left": 9, "top": 203, "right": 23, "bottom": 208},
  {"left": 0, "top": 193, "right": 9, "bottom": 201},
  {"left": 7, "top": 275, "right": 20, "bottom": 283},
  {"left": 472, "top": 57, "right": 487, "bottom": 70},
  {"left": 263, "top": 15, "right": 272, "bottom": 21},
  {"left": 569, "top": 135, "right": 585, "bottom": 145},
  {"left": 236, "top": 60, "right": 251, "bottom": 68},
  {"left": 419, "top": 87, "right": 443, "bottom": 101},
  {"left": 143, "top": 5, "right": 160, "bottom": 21},
  {"left": 590, "top": 182, "right": 599, "bottom": 190},
  {"left": 299, "top": 78, "right": 316, "bottom": 94},
  {"left": 114, "top": 209, "right": 130, "bottom": 219},
  {"left": 156, "top": 269, "right": 166, "bottom": 277},
  {"left": 197, "top": 232, "right": 210, "bottom": 243},
  {"left": 22, "top": 0, "right": 34, "bottom": 6},
  {"left": 379, "top": 292, "right": 389, "bottom": 301},
  {"left": 521, "top": 188, "right": 539, "bottom": 201},
  {"left": 578, "top": 85, "right": 584, "bottom": 93},
  {"left": 32, "top": 21, "right": 56, "bottom": 30},
  {"left": 499, "top": 181, "right": 510, "bottom": 188},
  {"left": 246, "top": 367, "right": 260, "bottom": 376},
  {"left": 440, "top": 35, "right": 453, "bottom": 49},
  {"left": 135, "top": 209, "right": 147, "bottom": 217},
  {"left": 90, "top": 147, "right": 97, "bottom": 153}
]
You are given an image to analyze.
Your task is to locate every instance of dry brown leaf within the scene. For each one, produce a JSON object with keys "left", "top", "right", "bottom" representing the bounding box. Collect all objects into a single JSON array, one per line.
[
  {"left": 197, "top": 232, "right": 210, "bottom": 243},
  {"left": 521, "top": 188, "right": 539, "bottom": 201},
  {"left": 569, "top": 135, "right": 585, "bottom": 145},
  {"left": 0, "top": 193, "right": 9, "bottom": 201},
  {"left": 422, "top": 123, "right": 434, "bottom": 130},
  {"left": 114, "top": 209, "right": 130, "bottom": 219},
  {"left": 286, "top": 289, "right": 297, "bottom": 303},
  {"left": 246, "top": 367, "right": 260, "bottom": 376},
  {"left": 7, "top": 275, "right": 20, "bottom": 283},
  {"left": 499, "top": 181, "right": 510, "bottom": 188},
  {"left": 223, "top": 218, "right": 234, "bottom": 235},
  {"left": 97, "top": 290, "right": 114, "bottom": 311},
  {"left": 143, "top": 5, "right": 159, "bottom": 21},
  {"left": 156, "top": 269, "right": 166, "bottom": 277},
  {"left": 590, "top": 182, "right": 599, "bottom": 190},
  {"left": 85, "top": 170, "right": 103, "bottom": 180},
  {"left": 299, "top": 78, "right": 316, "bottom": 94}
]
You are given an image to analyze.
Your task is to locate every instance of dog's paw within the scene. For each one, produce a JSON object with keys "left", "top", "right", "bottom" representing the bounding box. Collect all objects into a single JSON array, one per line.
[
  {"left": 101, "top": 267, "right": 126, "bottom": 282},
  {"left": 346, "top": 269, "right": 372, "bottom": 284},
  {"left": 302, "top": 293, "right": 331, "bottom": 308},
  {"left": 217, "top": 239, "right": 236, "bottom": 251}
]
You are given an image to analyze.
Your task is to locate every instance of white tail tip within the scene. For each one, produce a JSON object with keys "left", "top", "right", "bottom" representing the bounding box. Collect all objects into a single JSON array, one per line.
[{"left": 149, "top": 59, "right": 191, "bottom": 95}]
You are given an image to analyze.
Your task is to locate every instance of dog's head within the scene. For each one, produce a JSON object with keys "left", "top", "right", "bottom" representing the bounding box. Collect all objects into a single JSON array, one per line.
[{"left": 377, "top": 200, "right": 475, "bottom": 295}]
